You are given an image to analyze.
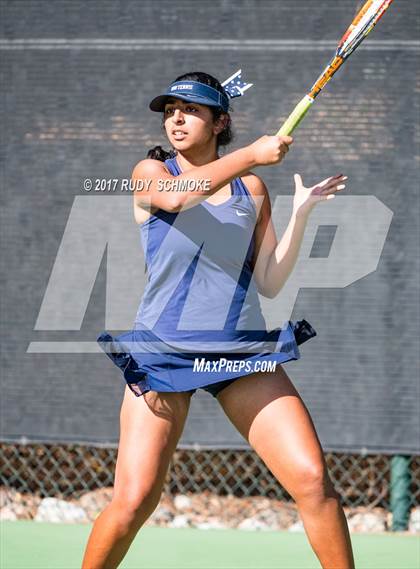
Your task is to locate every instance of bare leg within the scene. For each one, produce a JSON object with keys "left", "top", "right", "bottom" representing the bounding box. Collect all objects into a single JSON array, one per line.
[
  {"left": 217, "top": 368, "right": 355, "bottom": 569},
  {"left": 81, "top": 387, "right": 192, "bottom": 569}
]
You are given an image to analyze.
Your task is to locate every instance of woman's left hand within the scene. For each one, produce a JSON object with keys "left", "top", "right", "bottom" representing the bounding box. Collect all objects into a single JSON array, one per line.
[{"left": 292, "top": 173, "right": 347, "bottom": 218}]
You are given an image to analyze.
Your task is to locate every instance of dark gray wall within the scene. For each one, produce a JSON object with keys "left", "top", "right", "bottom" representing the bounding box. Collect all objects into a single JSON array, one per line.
[{"left": 1, "top": 1, "right": 419, "bottom": 453}]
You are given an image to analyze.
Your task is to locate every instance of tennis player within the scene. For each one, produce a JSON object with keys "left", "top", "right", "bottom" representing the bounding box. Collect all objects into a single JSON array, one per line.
[{"left": 82, "top": 71, "right": 354, "bottom": 568}]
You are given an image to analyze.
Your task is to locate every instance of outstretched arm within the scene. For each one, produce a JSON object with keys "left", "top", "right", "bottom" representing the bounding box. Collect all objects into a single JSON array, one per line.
[{"left": 250, "top": 173, "right": 347, "bottom": 298}]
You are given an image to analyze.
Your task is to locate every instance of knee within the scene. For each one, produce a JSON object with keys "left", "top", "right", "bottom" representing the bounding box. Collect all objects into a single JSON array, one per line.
[
  {"left": 292, "top": 462, "right": 339, "bottom": 503},
  {"left": 112, "top": 486, "right": 162, "bottom": 528}
]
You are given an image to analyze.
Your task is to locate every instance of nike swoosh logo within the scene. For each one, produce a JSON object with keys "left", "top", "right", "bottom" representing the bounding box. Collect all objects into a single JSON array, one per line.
[{"left": 236, "top": 211, "right": 248, "bottom": 217}]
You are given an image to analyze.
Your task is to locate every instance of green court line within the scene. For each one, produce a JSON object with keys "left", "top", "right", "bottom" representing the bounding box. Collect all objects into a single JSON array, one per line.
[{"left": 1, "top": 521, "right": 419, "bottom": 569}]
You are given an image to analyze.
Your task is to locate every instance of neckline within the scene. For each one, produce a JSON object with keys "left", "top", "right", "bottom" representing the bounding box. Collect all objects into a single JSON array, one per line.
[{"left": 173, "top": 156, "right": 236, "bottom": 208}]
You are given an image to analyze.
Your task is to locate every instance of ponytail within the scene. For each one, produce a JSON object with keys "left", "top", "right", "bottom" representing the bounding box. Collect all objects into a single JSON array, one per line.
[{"left": 146, "top": 145, "right": 176, "bottom": 162}]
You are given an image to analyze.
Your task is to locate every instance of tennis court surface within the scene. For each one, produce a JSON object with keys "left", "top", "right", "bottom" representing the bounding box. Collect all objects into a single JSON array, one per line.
[{"left": 2, "top": 521, "right": 419, "bottom": 568}]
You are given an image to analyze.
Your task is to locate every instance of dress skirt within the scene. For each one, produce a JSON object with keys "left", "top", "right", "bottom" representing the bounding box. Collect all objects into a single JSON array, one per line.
[{"left": 97, "top": 319, "right": 317, "bottom": 397}]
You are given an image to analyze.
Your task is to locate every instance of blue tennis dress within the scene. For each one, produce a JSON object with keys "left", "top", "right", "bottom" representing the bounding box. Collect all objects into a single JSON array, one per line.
[{"left": 97, "top": 156, "right": 317, "bottom": 397}]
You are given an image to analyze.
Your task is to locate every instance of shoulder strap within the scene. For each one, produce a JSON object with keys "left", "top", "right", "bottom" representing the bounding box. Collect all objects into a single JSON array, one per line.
[
  {"left": 164, "top": 156, "right": 181, "bottom": 176},
  {"left": 232, "top": 176, "right": 252, "bottom": 197}
]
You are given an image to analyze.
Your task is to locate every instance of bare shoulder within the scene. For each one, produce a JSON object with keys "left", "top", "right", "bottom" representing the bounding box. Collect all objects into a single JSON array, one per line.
[
  {"left": 132, "top": 159, "right": 171, "bottom": 225},
  {"left": 241, "top": 171, "right": 268, "bottom": 195},
  {"left": 132, "top": 158, "right": 170, "bottom": 178},
  {"left": 240, "top": 171, "right": 270, "bottom": 214}
]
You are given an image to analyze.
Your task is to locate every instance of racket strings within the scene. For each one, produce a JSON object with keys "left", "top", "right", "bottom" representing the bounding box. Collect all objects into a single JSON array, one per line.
[
  {"left": 339, "top": 0, "right": 394, "bottom": 58},
  {"left": 340, "top": 1, "right": 381, "bottom": 52}
]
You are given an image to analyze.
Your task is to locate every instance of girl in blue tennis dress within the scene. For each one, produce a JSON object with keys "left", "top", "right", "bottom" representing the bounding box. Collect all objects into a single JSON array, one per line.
[
  {"left": 96, "top": 69, "right": 336, "bottom": 399},
  {"left": 97, "top": 153, "right": 317, "bottom": 398},
  {"left": 83, "top": 71, "right": 354, "bottom": 569}
]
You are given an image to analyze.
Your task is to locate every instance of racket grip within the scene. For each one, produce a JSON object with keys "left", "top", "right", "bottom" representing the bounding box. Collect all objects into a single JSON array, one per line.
[{"left": 276, "top": 95, "right": 314, "bottom": 136}]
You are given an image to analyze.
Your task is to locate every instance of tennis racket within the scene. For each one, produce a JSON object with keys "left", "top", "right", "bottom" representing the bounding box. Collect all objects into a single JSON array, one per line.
[{"left": 277, "top": 0, "right": 395, "bottom": 136}]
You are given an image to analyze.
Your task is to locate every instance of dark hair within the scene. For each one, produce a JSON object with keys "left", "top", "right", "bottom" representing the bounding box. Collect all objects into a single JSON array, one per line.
[{"left": 147, "top": 71, "right": 233, "bottom": 161}]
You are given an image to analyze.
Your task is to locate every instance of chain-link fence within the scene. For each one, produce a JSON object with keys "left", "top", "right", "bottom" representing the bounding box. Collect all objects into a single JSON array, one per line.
[{"left": 1, "top": 443, "right": 419, "bottom": 515}]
